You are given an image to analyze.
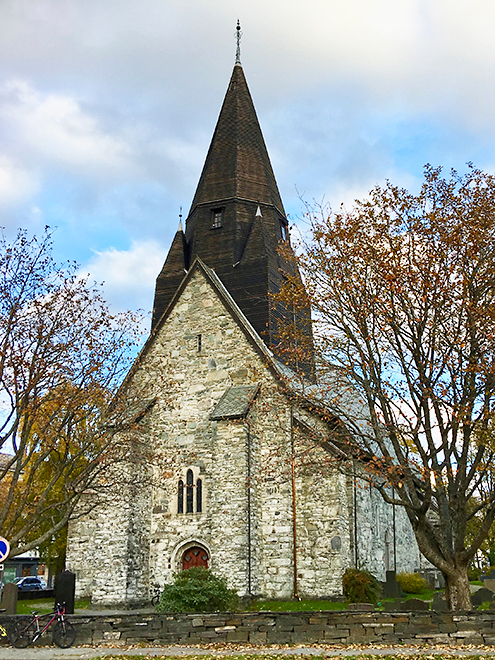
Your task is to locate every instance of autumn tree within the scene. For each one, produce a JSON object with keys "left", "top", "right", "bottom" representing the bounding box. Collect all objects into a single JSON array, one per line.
[
  {"left": 0, "top": 229, "right": 142, "bottom": 558},
  {"left": 280, "top": 165, "right": 495, "bottom": 610}
]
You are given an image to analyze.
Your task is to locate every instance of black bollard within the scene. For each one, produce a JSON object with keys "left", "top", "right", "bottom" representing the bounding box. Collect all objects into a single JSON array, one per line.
[{"left": 54, "top": 570, "right": 76, "bottom": 614}]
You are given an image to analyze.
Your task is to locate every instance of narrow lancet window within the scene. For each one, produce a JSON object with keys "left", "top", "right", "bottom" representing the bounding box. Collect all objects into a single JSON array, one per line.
[
  {"left": 186, "top": 469, "right": 194, "bottom": 513},
  {"left": 177, "top": 480, "right": 184, "bottom": 514},
  {"left": 196, "top": 478, "right": 202, "bottom": 513}
]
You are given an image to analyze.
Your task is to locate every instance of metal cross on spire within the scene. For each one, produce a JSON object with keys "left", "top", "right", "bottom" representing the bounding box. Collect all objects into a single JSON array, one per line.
[{"left": 235, "top": 20, "right": 242, "bottom": 65}]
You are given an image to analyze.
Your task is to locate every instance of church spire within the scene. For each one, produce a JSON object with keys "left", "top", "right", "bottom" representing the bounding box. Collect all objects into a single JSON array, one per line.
[
  {"left": 152, "top": 52, "right": 315, "bottom": 379},
  {"left": 186, "top": 60, "right": 285, "bottom": 221}
]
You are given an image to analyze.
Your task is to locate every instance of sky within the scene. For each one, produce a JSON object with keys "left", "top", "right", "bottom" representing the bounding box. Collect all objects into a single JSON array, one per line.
[{"left": 1, "top": 0, "right": 495, "bottom": 324}]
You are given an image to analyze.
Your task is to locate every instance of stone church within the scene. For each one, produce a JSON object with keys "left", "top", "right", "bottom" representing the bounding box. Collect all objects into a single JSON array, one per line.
[{"left": 67, "top": 53, "right": 423, "bottom": 607}]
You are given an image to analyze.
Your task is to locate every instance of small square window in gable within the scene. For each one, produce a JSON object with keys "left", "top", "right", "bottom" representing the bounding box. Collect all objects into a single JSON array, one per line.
[{"left": 211, "top": 208, "right": 223, "bottom": 229}]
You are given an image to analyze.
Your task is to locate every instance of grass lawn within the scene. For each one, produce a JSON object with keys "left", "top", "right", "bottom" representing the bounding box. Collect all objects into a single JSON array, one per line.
[
  {"left": 248, "top": 588, "right": 438, "bottom": 612},
  {"left": 248, "top": 599, "right": 347, "bottom": 611},
  {"left": 16, "top": 597, "right": 90, "bottom": 615},
  {"left": 17, "top": 589, "right": 441, "bottom": 615},
  {"left": 379, "top": 588, "right": 436, "bottom": 605}
]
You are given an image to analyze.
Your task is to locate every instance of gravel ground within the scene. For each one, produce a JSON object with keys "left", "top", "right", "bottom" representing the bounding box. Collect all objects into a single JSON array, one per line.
[{"left": 1, "top": 644, "right": 495, "bottom": 660}]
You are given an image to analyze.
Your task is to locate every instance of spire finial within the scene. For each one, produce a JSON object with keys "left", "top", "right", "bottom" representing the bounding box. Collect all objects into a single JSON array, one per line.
[
  {"left": 235, "top": 20, "right": 242, "bottom": 65},
  {"left": 178, "top": 206, "right": 183, "bottom": 232}
]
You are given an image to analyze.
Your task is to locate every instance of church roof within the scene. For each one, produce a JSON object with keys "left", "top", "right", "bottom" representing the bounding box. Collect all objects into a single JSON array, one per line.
[
  {"left": 152, "top": 56, "right": 315, "bottom": 379},
  {"left": 187, "top": 63, "right": 285, "bottom": 218},
  {"left": 209, "top": 384, "right": 260, "bottom": 420}
]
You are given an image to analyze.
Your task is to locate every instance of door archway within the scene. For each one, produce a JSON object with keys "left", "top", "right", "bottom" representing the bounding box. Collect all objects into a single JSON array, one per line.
[{"left": 182, "top": 546, "right": 209, "bottom": 570}]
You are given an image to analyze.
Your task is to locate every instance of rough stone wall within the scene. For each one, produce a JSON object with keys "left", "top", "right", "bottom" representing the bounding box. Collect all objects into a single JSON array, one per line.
[
  {"left": 352, "top": 480, "right": 421, "bottom": 579},
  {"left": 66, "top": 508, "right": 97, "bottom": 599},
  {"left": 67, "top": 460, "right": 152, "bottom": 607},
  {"left": 87, "top": 486, "right": 132, "bottom": 608},
  {"left": 142, "top": 268, "right": 273, "bottom": 596},
  {"left": 254, "top": 392, "right": 294, "bottom": 599},
  {"left": 295, "top": 466, "right": 351, "bottom": 597},
  {"left": 31, "top": 610, "right": 495, "bottom": 646},
  {"left": 67, "top": 265, "right": 423, "bottom": 606}
]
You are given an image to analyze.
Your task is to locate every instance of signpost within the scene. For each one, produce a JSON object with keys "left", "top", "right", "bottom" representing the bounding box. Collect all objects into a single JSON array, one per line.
[
  {"left": 0, "top": 538, "right": 9, "bottom": 563},
  {"left": 0, "top": 537, "right": 15, "bottom": 613}
]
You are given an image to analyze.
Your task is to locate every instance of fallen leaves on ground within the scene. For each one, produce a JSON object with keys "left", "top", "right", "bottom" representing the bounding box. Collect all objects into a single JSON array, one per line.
[{"left": 85, "top": 641, "right": 495, "bottom": 660}]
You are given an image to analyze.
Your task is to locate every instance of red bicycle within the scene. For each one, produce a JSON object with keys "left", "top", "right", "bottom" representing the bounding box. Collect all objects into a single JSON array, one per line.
[{"left": 11, "top": 602, "right": 76, "bottom": 648}]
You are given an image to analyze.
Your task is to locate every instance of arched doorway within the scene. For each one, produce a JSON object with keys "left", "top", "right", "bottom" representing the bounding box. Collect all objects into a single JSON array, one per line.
[{"left": 182, "top": 546, "right": 209, "bottom": 570}]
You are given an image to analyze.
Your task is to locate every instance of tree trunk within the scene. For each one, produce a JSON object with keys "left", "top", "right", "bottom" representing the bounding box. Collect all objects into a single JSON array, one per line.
[{"left": 444, "top": 568, "right": 472, "bottom": 610}]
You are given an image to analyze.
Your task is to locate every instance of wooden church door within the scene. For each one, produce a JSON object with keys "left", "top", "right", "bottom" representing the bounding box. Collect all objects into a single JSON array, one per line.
[{"left": 182, "top": 546, "right": 209, "bottom": 570}]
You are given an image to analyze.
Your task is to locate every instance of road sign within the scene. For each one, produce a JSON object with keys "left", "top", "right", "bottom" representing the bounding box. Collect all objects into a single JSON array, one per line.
[{"left": 0, "top": 538, "right": 10, "bottom": 562}]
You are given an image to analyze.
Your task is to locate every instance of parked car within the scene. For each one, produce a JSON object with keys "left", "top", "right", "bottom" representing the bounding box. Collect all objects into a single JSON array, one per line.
[{"left": 13, "top": 576, "right": 44, "bottom": 591}]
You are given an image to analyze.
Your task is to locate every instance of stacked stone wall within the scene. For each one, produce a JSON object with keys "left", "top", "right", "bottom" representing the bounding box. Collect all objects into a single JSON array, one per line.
[{"left": 16, "top": 610, "right": 495, "bottom": 646}]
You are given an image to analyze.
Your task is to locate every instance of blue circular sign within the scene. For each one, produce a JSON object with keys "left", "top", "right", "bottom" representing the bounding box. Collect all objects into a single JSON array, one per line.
[{"left": 0, "top": 538, "right": 10, "bottom": 562}]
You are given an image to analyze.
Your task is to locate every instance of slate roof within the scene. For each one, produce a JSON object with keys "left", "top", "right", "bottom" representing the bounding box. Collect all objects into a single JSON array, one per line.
[
  {"left": 106, "top": 397, "right": 156, "bottom": 429},
  {"left": 209, "top": 384, "right": 260, "bottom": 420}
]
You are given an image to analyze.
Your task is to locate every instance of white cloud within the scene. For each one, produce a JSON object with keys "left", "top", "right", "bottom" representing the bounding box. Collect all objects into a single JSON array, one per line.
[
  {"left": 0, "top": 155, "right": 39, "bottom": 208},
  {"left": 0, "top": 0, "right": 495, "bottom": 273},
  {"left": 83, "top": 240, "right": 168, "bottom": 314},
  {"left": 0, "top": 79, "right": 136, "bottom": 178}
]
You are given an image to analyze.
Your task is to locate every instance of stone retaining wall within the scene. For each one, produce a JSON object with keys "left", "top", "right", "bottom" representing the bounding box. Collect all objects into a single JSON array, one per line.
[{"left": 6, "top": 610, "right": 495, "bottom": 646}]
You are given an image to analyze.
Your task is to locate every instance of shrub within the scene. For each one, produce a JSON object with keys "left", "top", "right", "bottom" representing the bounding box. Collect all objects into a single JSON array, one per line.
[
  {"left": 156, "top": 567, "right": 239, "bottom": 613},
  {"left": 468, "top": 565, "right": 481, "bottom": 582},
  {"left": 396, "top": 572, "right": 428, "bottom": 594},
  {"left": 342, "top": 568, "right": 382, "bottom": 604}
]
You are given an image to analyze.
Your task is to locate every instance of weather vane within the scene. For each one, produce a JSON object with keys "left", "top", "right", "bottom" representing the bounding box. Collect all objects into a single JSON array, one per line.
[{"left": 235, "top": 20, "right": 242, "bottom": 65}]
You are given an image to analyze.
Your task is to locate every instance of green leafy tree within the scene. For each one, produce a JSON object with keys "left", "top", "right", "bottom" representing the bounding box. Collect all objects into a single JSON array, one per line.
[
  {"left": 0, "top": 229, "right": 142, "bottom": 557},
  {"left": 278, "top": 165, "right": 495, "bottom": 610}
]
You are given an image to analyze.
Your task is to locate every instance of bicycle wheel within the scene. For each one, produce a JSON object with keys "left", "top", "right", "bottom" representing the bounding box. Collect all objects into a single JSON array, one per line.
[
  {"left": 52, "top": 620, "right": 76, "bottom": 648},
  {"left": 10, "top": 620, "right": 37, "bottom": 648}
]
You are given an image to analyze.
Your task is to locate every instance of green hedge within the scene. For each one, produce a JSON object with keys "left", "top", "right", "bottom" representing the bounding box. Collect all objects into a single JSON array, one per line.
[
  {"left": 156, "top": 567, "right": 239, "bottom": 613},
  {"left": 342, "top": 568, "right": 382, "bottom": 604},
  {"left": 396, "top": 572, "right": 428, "bottom": 594}
]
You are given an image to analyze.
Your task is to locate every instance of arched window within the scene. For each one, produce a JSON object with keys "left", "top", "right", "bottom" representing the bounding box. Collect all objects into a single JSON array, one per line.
[
  {"left": 177, "top": 469, "right": 204, "bottom": 514},
  {"left": 186, "top": 469, "right": 194, "bottom": 513},
  {"left": 196, "top": 478, "right": 202, "bottom": 513},
  {"left": 177, "top": 480, "right": 184, "bottom": 514}
]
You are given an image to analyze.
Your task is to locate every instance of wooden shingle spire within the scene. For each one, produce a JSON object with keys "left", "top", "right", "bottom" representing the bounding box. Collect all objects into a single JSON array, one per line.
[{"left": 152, "top": 54, "right": 314, "bottom": 378}]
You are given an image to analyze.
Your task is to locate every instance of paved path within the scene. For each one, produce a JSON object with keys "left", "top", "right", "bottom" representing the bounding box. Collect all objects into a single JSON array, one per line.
[{"left": 1, "top": 645, "right": 495, "bottom": 660}]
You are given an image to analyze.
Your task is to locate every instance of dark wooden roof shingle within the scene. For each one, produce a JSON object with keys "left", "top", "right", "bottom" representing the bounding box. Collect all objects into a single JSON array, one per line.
[{"left": 152, "top": 63, "right": 315, "bottom": 379}]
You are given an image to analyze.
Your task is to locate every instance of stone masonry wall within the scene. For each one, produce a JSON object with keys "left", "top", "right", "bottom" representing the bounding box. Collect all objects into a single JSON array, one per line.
[
  {"left": 353, "top": 482, "right": 422, "bottom": 580},
  {"left": 67, "top": 264, "right": 424, "bottom": 606},
  {"left": 118, "top": 267, "right": 353, "bottom": 602},
  {"left": 19, "top": 610, "right": 495, "bottom": 646},
  {"left": 142, "top": 267, "right": 284, "bottom": 598}
]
